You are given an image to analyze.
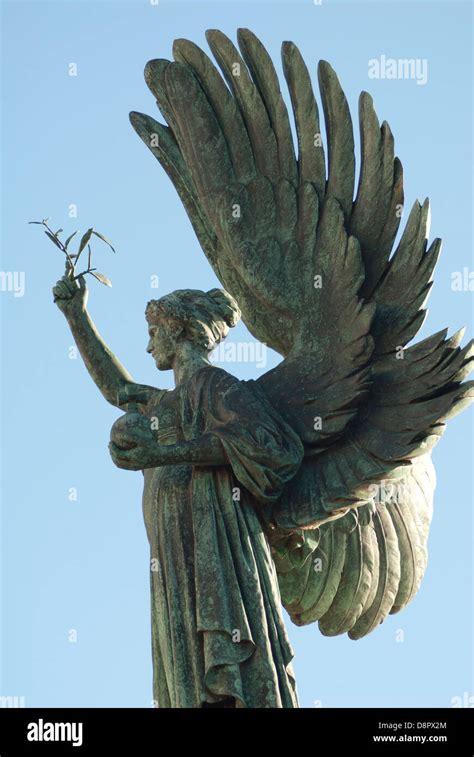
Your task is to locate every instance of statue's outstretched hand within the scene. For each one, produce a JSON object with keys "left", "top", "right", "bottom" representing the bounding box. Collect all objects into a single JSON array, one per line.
[{"left": 52, "top": 270, "right": 88, "bottom": 317}]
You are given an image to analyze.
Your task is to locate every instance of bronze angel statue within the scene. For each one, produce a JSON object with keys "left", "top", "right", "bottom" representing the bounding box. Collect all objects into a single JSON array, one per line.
[{"left": 53, "top": 29, "right": 473, "bottom": 708}]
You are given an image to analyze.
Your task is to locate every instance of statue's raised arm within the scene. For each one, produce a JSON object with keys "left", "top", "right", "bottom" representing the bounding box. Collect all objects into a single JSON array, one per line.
[{"left": 52, "top": 270, "right": 164, "bottom": 409}]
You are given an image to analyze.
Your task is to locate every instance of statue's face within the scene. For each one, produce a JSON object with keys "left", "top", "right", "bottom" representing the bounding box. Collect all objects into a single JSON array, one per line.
[{"left": 146, "top": 318, "right": 181, "bottom": 370}]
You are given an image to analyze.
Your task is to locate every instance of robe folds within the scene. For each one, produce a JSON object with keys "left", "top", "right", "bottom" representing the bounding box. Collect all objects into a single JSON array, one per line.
[{"left": 141, "top": 366, "right": 304, "bottom": 708}]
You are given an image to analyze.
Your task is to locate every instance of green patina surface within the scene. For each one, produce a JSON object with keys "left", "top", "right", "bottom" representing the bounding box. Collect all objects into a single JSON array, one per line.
[{"left": 52, "top": 29, "right": 473, "bottom": 707}]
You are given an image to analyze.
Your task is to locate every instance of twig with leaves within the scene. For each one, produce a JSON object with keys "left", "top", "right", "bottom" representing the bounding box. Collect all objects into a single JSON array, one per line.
[{"left": 29, "top": 217, "right": 115, "bottom": 287}]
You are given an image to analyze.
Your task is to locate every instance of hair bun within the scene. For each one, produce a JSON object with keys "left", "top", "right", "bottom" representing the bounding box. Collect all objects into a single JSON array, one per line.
[{"left": 206, "top": 288, "right": 241, "bottom": 327}]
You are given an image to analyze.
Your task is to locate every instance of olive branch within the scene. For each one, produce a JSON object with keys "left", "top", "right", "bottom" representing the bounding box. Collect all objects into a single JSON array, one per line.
[{"left": 29, "top": 217, "right": 115, "bottom": 287}]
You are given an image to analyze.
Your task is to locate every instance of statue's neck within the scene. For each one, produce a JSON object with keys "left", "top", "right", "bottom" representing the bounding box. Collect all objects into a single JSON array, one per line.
[{"left": 172, "top": 343, "right": 211, "bottom": 386}]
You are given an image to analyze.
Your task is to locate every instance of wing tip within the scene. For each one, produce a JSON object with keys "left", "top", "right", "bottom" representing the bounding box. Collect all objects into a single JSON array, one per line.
[
  {"left": 172, "top": 37, "right": 198, "bottom": 61},
  {"left": 237, "top": 27, "right": 256, "bottom": 44},
  {"left": 359, "top": 90, "right": 374, "bottom": 108},
  {"left": 205, "top": 28, "right": 229, "bottom": 47},
  {"left": 128, "top": 110, "right": 150, "bottom": 130}
]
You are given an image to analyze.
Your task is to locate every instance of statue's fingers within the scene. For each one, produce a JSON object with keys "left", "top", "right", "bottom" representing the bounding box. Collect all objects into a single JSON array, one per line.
[
  {"left": 127, "top": 451, "right": 142, "bottom": 471},
  {"left": 108, "top": 441, "right": 131, "bottom": 466},
  {"left": 54, "top": 282, "right": 70, "bottom": 299},
  {"left": 112, "top": 445, "right": 139, "bottom": 470},
  {"left": 110, "top": 430, "right": 137, "bottom": 450},
  {"left": 59, "top": 274, "right": 78, "bottom": 293},
  {"left": 64, "top": 277, "right": 79, "bottom": 293},
  {"left": 108, "top": 445, "right": 121, "bottom": 465},
  {"left": 61, "top": 281, "right": 74, "bottom": 297}
]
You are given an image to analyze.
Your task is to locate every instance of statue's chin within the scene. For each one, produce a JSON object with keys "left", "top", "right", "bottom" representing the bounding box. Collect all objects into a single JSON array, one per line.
[{"left": 155, "top": 356, "right": 171, "bottom": 371}]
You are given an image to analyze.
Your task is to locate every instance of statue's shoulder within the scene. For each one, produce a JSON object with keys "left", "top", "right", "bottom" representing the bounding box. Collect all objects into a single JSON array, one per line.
[
  {"left": 181, "top": 365, "right": 244, "bottom": 406},
  {"left": 192, "top": 364, "right": 240, "bottom": 386}
]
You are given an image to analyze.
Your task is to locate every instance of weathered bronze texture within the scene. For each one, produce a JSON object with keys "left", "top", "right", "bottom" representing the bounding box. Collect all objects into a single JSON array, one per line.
[{"left": 53, "top": 29, "right": 473, "bottom": 708}]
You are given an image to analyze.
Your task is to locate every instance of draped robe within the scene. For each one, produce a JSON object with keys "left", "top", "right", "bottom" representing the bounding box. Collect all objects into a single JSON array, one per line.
[{"left": 141, "top": 366, "right": 304, "bottom": 708}]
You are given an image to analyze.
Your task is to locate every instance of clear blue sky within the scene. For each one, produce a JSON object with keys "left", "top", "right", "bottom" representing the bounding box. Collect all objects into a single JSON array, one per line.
[{"left": 1, "top": 0, "right": 472, "bottom": 708}]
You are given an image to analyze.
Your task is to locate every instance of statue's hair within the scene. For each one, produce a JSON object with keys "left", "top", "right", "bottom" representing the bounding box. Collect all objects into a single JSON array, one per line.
[{"left": 145, "top": 288, "right": 241, "bottom": 351}]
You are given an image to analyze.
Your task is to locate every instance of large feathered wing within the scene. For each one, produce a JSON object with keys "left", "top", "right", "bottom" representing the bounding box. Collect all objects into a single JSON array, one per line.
[
  {"left": 268, "top": 455, "right": 434, "bottom": 638},
  {"left": 130, "top": 29, "right": 474, "bottom": 639},
  {"left": 130, "top": 29, "right": 375, "bottom": 444}
]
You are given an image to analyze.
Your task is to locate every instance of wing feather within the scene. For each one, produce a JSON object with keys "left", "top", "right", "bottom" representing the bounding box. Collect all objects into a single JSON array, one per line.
[
  {"left": 370, "top": 199, "right": 438, "bottom": 355},
  {"left": 350, "top": 94, "right": 398, "bottom": 296},
  {"left": 205, "top": 29, "right": 280, "bottom": 179},
  {"left": 281, "top": 41, "right": 326, "bottom": 199},
  {"left": 388, "top": 496, "right": 427, "bottom": 614},
  {"left": 317, "top": 60, "right": 355, "bottom": 219},
  {"left": 293, "top": 523, "right": 347, "bottom": 624},
  {"left": 128, "top": 111, "right": 217, "bottom": 266},
  {"left": 172, "top": 38, "right": 256, "bottom": 184},
  {"left": 237, "top": 28, "right": 297, "bottom": 185},
  {"left": 318, "top": 516, "right": 375, "bottom": 636},
  {"left": 348, "top": 503, "right": 402, "bottom": 639}
]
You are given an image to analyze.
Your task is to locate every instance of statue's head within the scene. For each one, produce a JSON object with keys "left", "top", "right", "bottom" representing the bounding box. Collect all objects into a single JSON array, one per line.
[{"left": 145, "top": 288, "right": 241, "bottom": 370}]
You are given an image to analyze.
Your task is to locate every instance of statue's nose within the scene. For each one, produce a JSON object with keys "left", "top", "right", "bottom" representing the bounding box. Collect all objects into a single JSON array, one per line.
[{"left": 146, "top": 338, "right": 153, "bottom": 354}]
